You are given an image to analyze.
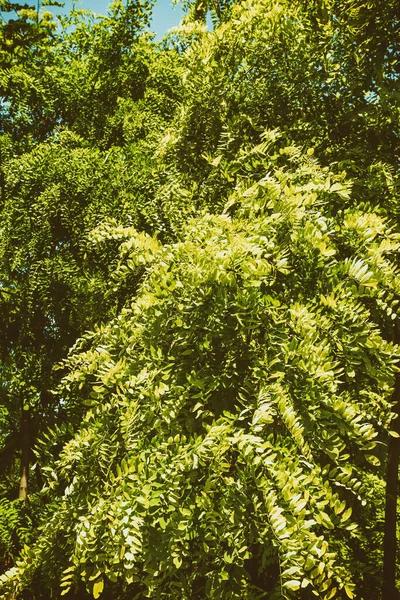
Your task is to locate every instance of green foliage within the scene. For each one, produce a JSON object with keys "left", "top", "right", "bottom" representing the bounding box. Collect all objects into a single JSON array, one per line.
[
  {"left": 0, "top": 498, "right": 20, "bottom": 569},
  {"left": 0, "top": 497, "right": 35, "bottom": 572},
  {"left": 162, "top": 0, "right": 399, "bottom": 224},
  {"left": 0, "top": 0, "right": 399, "bottom": 598},
  {"left": 1, "top": 136, "right": 399, "bottom": 598}
]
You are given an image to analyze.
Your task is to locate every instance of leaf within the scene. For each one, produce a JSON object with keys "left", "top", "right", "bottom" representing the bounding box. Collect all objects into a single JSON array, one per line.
[
  {"left": 173, "top": 556, "right": 182, "bottom": 569},
  {"left": 304, "top": 556, "right": 315, "bottom": 571},
  {"left": 365, "top": 454, "right": 380, "bottom": 466},
  {"left": 282, "top": 566, "right": 301, "bottom": 576},
  {"left": 211, "top": 155, "right": 222, "bottom": 167},
  {"left": 283, "top": 580, "right": 301, "bottom": 590},
  {"left": 341, "top": 507, "right": 352, "bottom": 522},
  {"left": 124, "top": 552, "right": 135, "bottom": 561},
  {"left": 60, "top": 588, "right": 71, "bottom": 596},
  {"left": 93, "top": 580, "right": 104, "bottom": 599}
]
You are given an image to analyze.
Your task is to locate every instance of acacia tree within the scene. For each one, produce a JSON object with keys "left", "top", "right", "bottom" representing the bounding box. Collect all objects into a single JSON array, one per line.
[
  {"left": 2, "top": 133, "right": 399, "bottom": 600},
  {"left": 0, "top": 0, "right": 399, "bottom": 598}
]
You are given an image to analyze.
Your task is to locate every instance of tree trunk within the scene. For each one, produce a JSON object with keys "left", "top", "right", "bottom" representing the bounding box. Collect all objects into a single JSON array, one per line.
[
  {"left": 18, "top": 406, "right": 31, "bottom": 503},
  {"left": 383, "top": 367, "right": 400, "bottom": 599}
]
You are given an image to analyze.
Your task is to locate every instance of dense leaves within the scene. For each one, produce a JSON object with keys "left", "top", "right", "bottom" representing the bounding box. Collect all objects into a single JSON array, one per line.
[{"left": 0, "top": 0, "right": 399, "bottom": 598}]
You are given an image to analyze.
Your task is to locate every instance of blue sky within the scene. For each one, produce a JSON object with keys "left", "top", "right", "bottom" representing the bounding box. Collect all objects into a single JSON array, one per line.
[
  {"left": 1, "top": 1, "right": 186, "bottom": 39},
  {"left": 55, "top": 1, "right": 185, "bottom": 39}
]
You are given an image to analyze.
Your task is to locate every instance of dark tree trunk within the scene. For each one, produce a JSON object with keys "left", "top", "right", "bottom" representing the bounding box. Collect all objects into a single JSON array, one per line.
[
  {"left": 383, "top": 365, "right": 400, "bottom": 599},
  {"left": 18, "top": 406, "right": 31, "bottom": 503}
]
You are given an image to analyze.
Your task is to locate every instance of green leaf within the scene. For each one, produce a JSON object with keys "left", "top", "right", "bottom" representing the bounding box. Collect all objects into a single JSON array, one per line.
[
  {"left": 389, "top": 430, "right": 400, "bottom": 438},
  {"left": 365, "top": 454, "right": 380, "bottom": 466},
  {"left": 344, "top": 585, "right": 355, "bottom": 598},
  {"left": 283, "top": 580, "right": 301, "bottom": 591},
  {"left": 93, "top": 580, "right": 104, "bottom": 599},
  {"left": 341, "top": 507, "right": 352, "bottom": 522},
  {"left": 173, "top": 556, "right": 182, "bottom": 569}
]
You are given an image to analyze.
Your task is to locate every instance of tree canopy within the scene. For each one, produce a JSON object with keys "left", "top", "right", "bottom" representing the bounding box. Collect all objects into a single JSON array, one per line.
[{"left": 0, "top": 1, "right": 399, "bottom": 599}]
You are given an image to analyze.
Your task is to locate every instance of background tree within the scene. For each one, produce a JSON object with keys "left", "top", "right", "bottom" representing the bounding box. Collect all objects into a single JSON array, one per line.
[{"left": 0, "top": 0, "right": 182, "bottom": 570}]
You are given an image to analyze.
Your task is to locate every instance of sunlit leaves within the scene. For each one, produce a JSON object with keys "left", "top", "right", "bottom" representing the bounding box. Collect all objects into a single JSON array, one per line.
[
  {"left": 2, "top": 135, "right": 397, "bottom": 598},
  {"left": 0, "top": 0, "right": 399, "bottom": 598}
]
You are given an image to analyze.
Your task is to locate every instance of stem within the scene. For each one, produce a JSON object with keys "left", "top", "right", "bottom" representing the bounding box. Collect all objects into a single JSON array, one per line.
[{"left": 18, "top": 406, "right": 31, "bottom": 503}]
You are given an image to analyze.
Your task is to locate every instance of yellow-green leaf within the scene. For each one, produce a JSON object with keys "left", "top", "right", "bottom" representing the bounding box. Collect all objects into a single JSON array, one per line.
[
  {"left": 173, "top": 556, "right": 182, "bottom": 569},
  {"left": 93, "top": 579, "right": 104, "bottom": 599},
  {"left": 341, "top": 507, "right": 352, "bottom": 522},
  {"left": 344, "top": 585, "right": 355, "bottom": 599},
  {"left": 283, "top": 580, "right": 301, "bottom": 590}
]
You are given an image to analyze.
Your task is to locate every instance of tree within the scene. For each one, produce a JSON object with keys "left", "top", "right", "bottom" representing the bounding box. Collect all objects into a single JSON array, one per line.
[
  {"left": 0, "top": 0, "right": 399, "bottom": 598},
  {"left": 2, "top": 131, "right": 399, "bottom": 599},
  {"left": 0, "top": 0, "right": 181, "bottom": 570}
]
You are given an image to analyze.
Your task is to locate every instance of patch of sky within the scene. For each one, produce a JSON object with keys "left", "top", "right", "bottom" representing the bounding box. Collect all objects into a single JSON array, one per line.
[
  {"left": 68, "top": 1, "right": 186, "bottom": 39},
  {"left": 1, "top": 1, "right": 193, "bottom": 40}
]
